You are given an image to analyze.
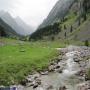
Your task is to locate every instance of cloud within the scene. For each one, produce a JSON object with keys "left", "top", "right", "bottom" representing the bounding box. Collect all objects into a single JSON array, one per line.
[
  {"left": 0, "top": 0, "right": 58, "bottom": 30},
  {"left": 0, "top": 0, "right": 15, "bottom": 11}
]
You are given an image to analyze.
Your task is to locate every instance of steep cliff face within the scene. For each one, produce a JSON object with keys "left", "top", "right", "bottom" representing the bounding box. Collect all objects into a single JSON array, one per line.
[{"left": 38, "top": 0, "right": 75, "bottom": 29}]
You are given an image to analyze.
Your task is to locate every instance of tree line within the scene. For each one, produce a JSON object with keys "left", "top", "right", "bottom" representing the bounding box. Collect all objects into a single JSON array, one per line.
[{"left": 30, "top": 23, "right": 61, "bottom": 40}]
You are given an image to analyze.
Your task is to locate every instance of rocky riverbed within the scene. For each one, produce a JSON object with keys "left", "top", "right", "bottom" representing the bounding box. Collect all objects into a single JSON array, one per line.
[
  {"left": 1, "top": 45, "right": 90, "bottom": 90},
  {"left": 21, "top": 46, "right": 90, "bottom": 90}
]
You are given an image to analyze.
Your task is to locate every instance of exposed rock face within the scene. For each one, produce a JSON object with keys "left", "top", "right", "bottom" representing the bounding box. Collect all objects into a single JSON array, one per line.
[{"left": 38, "top": 0, "right": 75, "bottom": 29}]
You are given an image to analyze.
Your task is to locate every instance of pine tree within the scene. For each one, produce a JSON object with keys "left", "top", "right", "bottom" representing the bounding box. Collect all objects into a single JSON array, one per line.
[
  {"left": 64, "top": 32, "right": 67, "bottom": 38},
  {"left": 85, "top": 40, "right": 89, "bottom": 46},
  {"left": 70, "top": 25, "right": 73, "bottom": 33}
]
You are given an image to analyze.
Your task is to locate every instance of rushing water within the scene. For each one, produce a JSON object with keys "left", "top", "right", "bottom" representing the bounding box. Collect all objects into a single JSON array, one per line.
[
  {"left": 23, "top": 48, "right": 82, "bottom": 90},
  {"left": 1, "top": 46, "right": 84, "bottom": 90},
  {"left": 1, "top": 46, "right": 90, "bottom": 90},
  {"left": 63, "top": 51, "right": 80, "bottom": 75}
]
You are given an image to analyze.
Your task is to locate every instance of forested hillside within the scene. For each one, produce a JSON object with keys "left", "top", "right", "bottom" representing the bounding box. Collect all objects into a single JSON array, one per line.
[{"left": 30, "top": 0, "right": 90, "bottom": 41}]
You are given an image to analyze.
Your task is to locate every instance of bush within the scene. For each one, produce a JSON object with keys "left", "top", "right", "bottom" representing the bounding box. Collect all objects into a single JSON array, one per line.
[
  {"left": 85, "top": 40, "right": 89, "bottom": 46},
  {"left": 86, "top": 68, "right": 90, "bottom": 81}
]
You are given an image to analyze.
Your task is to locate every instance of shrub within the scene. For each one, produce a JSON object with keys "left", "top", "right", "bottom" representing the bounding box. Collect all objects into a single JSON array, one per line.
[
  {"left": 86, "top": 68, "right": 90, "bottom": 80},
  {"left": 85, "top": 40, "right": 89, "bottom": 46}
]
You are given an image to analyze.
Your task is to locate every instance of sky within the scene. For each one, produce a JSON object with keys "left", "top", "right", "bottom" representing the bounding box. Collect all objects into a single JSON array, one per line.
[{"left": 0, "top": 0, "right": 58, "bottom": 30}]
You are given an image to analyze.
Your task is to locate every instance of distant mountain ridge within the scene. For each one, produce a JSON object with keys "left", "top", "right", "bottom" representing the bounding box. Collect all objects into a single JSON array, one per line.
[
  {"left": 0, "top": 11, "right": 33, "bottom": 36},
  {"left": 15, "top": 17, "right": 33, "bottom": 35},
  {"left": 0, "top": 18, "right": 18, "bottom": 37}
]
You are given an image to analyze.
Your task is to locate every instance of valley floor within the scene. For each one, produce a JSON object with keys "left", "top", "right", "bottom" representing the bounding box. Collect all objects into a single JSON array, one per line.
[
  {"left": 0, "top": 38, "right": 65, "bottom": 85},
  {"left": 0, "top": 38, "right": 90, "bottom": 90}
]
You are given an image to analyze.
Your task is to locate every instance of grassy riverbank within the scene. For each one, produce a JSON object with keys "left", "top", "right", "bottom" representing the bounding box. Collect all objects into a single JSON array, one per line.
[
  {"left": 0, "top": 38, "right": 89, "bottom": 86},
  {"left": 0, "top": 38, "right": 66, "bottom": 86}
]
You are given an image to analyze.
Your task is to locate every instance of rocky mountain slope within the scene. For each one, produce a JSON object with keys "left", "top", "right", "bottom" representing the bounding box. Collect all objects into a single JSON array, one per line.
[
  {"left": 38, "top": 0, "right": 75, "bottom": 29},
  {"left": 56, "top": 0, "right": 90, "bottom": 41},
  {"left": 15, "top": 17, "right": 33, "bottom": 35},
  {"left": 30, "top": 0, "right": 90, "bottom": 41},
  {"left": 0, "top": 18, "right": 18, "bottom": 37},
  {"left": 0, "top": 11, "right": 32, "bottom": 36}
]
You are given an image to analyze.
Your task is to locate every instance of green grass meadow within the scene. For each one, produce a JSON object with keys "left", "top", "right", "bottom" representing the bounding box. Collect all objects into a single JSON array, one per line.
[
  {"left": 0, "top": 38, "right": 65, "bottom": 85},
  {"left": 0, "top": 38, "right": 88, "bottom": 85}
]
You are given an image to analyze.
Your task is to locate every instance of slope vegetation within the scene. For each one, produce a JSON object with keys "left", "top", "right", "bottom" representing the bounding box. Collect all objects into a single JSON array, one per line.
[{"left": 30, "top": 0, "right": 90, "bottom": 41}]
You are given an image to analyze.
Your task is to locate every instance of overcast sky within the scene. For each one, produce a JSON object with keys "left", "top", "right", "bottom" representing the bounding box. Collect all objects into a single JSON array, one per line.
[{"left": 0, "top": 0, "right": 58, "bottom": 29}]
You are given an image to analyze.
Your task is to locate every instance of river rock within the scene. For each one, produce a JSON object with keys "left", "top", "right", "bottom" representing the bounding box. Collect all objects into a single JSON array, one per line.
[
  {"left": 76, "top": 69, "right": 86, "bottom": 76},
  {"left": 57, "top": 68, "right": 63, "bottom": 73},
  {"left": 33, "top": 83, "right": 38, "bottom": 89},
  {"left": 40, "top": 71, "right": 48, "bottom": 75},
  {"left": 24, "top": 46, "right": 90, "bottom": 90},
  {"left": 20, "top": 80, "right": 27, "bottom": 86},
  {"left": 74, "top": 58, "right": 79, "bottom": 63},
  {"left": 85, "top": 74, "right": 90, "bottom": 81},
  {"left": 50, "top": 62, "right": 54, "bottom": 65},
  {"left": 77, "top": 81, "right": 90, "bottom": 90},
  {"left": 33, "top": 73, "right": 40, "bottom": 79},
  {"left": 36, "top": 79, "right": 41, "bottom": 85},
  {"left": 55, "top": 65, "right": 60, "bottom": 69},
  {"left": 59, "top": 86, "right": 67, "bottom": 90},
  {"left": 48, "top": 65, "right": 54, "bottom": 72},
  {"left": 46, "top": 85, "right": 53, "bottom": 90},
  {"left": 27, "top": 73, "right": 40, "bottom": 82},
  {"left": 79, "top": 61, "right": 87, "bottom": 67},
  {"left": 27, "top": 82, "right": 34, "bottom": 87}
]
